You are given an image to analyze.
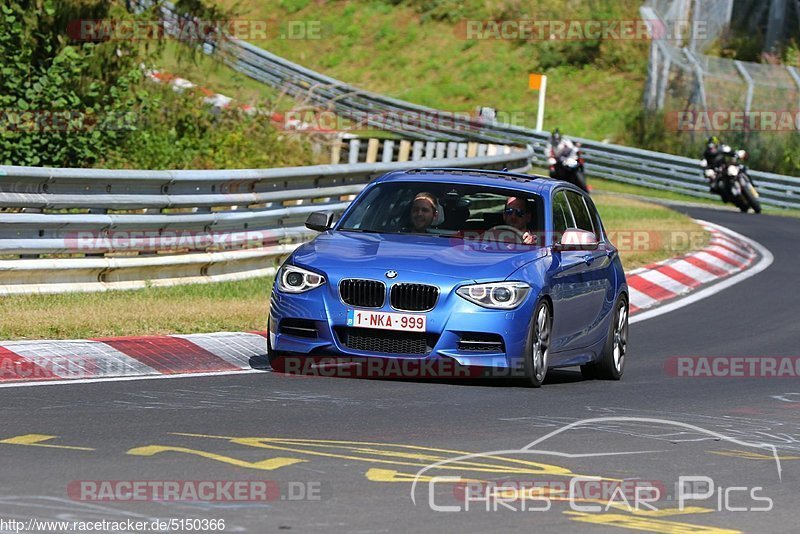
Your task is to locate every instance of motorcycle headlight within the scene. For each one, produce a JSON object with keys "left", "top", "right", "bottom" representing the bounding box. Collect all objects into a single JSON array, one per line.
[
  {"left": 727, "top": 165, "right": 739, "bottom": 177},
  {"left": 278, "top": 265, "right": 326, "bottom": 294},
  {"left": 456, "top": 282, "right": 531, "bottom": 310},
  {"left": 547, "top": 157, "right": 557, "bottom": 166},
  {"left": 700, "top": 159, "right": 707, "bottom": 167},
  {"left": 565, "top": 158, "right": 578, "bottom": 167},
  {"left": 704, "top": 169, "right": 716, "bottom": 178}
]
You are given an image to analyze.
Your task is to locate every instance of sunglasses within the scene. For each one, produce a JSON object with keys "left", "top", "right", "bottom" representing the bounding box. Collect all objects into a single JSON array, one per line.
[{"left": 504, "top": 207, "right": 527, "bottom": 217}]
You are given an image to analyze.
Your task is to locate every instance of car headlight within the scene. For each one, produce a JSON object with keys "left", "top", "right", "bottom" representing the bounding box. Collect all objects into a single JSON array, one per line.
[
  {"left": 456, "top": 282, "right": 531, "bottom": 309},
  {"left": 278, "top": 265, "right": 326, "bottom": 293},
  {"left": 727, "top": 164, "right": 739, "bottom": 177}
]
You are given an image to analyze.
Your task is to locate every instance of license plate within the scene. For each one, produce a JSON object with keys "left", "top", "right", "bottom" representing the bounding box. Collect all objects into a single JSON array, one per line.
[{"left": 347, "top": 309, "right": 426, "bottom": 332}]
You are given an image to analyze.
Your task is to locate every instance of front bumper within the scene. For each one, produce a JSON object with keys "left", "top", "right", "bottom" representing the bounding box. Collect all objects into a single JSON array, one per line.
[{"left": 269, "top": 279, "right": 536, "bottom": 372}]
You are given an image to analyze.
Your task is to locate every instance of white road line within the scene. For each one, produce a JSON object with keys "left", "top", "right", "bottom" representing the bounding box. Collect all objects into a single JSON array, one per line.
[{"left": 0, "top": 369, "right": 264, "bottom": 389}]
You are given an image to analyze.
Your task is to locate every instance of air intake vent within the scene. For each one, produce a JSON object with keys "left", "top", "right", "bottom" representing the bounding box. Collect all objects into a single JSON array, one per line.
[
  {"left": 457, "top": 333, "right": 505, "bottom": 352},
  {"left": 336, "top": 327, "right": 435, "bottom": 355},
  {"left": 390, "top": 283, "right": 439, "bottom": 312},
  {"left": 279, "top": 318, "right": 318, "bottom": 339},
  {"left": 339, "top": 279, "right": 385, "bottom": 308}
]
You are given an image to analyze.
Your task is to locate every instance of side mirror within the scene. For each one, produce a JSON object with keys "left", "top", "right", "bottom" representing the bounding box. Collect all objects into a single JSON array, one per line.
[
  {"left": 553, "top": 229, "right": 599, "bottom": 252},
  {"left": 305, "top": 211, "right": 335, "bottom": 232}
]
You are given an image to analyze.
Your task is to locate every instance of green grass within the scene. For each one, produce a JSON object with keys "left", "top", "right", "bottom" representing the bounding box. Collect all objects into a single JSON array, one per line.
[
  {"left": 157, "top": 0, "right": 648, "bottom": 143},
  {"left": 0, "top": 193, "right": 705, "bottom": 340},
  {"left": 159, "top": 41, "right": 291, "bottom": 110},
  {"left": 0, "top": 277, "right": 272, "bottom": 340}
]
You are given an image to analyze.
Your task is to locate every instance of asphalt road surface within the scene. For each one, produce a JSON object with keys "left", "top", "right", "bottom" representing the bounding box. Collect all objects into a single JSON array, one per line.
[{"left": 1, "top": 205, "right": 798, "bottom": 534}]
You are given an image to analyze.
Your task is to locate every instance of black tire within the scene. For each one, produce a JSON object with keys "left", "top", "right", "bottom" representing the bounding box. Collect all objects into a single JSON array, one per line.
[
  {"left": 732, "top": 194, "right": 749, "bottom": 213},
  {"left": 742, "top": 183, "right": 761, "bottom": 214},
  {"left": 586, "top": 294, "right": 628, "bottom": 381},
  {"left": 524, "top": 300, "right": 552, "bottom": 388}
]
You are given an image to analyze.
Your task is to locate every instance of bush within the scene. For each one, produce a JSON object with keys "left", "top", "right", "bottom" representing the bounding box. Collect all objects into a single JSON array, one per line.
[{"left": 99, "top": 84, "right": 314, "bottom": 170}]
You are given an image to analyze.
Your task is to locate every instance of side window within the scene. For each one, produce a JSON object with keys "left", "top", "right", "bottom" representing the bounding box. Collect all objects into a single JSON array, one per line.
[
  {"left": 552, "top": 191, "right": 574, "bottom": 234},
  {"left": 566, "top": 191, "right": 595, "bottom": 234},
  {"left": 584, "top": 196, "right": 605, "bottom": 240}
]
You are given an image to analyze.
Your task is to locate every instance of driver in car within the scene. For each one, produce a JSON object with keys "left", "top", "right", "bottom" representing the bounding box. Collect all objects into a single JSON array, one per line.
[
  {"left": 502, "top": 197, "right": 536, "bottom": 245},
  {"left": 407, "top": 192, "right": 440, "bottom": 233}
]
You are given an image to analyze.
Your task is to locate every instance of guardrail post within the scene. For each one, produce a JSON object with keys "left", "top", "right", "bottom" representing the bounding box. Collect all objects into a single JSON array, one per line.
[
  {"left": 412, "top": 141, "right": 424, "bottom": 161},
  {"left": 331, "top": 137, "right": 343, "bottom": 164},
  {"left": 348, "top": 139, "right": 361, "bottom": 164},
  {"left": 366, "top": 138, "right": 380, "bottom": 163},
  {"left": 446, "top": 143, "right": 457, "bottom": 159},
  {"left": 382, "top": 140, "right": 395, "bottom": 162},
  {"left": 398, "top": 140, "right": 411, "bottom": 162},
  {"left": 467, "top": 142, "right": 478, "bottom": 157},
  {"left": 425, "top": 141, "right": 435, "bottom": 159},
  {"left": 435, "top": 142, "right": 446, "bottom": 159}
]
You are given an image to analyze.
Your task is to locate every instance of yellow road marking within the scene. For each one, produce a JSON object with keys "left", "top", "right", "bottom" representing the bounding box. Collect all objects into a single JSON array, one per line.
[
  {"left": 172, "top": 433, "right": 595, "bottom": 478},
  {"left": 711, "top": 449, "right": 800, "bottom": 461},
  {"left": 366, "top": 468, "right": 481, "bottom": 483},
  {"left": 0, "top": 434, "right": 94, "bottom": 451},
  {"left": 565, "top": 512, "right": 741, "bottom": 533},
  {"left": 126, "top": 445, "right": 304, "bottom": 471}
]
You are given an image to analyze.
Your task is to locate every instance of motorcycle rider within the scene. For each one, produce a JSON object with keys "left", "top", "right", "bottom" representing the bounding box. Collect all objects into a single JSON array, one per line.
[
  {"left": 701, "top": 136, "right": 731, "bottom": 192},
  {"left": 545, "top": 128, "right": 588, "bottom": 191},
  {"left": 545, "top": 128, "right": 579, "bottom": 163}
]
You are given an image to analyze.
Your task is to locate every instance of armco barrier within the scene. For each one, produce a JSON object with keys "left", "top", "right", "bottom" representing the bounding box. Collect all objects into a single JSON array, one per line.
[
  {"left": 141, "top": 0, "right": 800, "bottom": 209},
  {"left": 0, "top": 150, "right": 532, "bottom": 294}
]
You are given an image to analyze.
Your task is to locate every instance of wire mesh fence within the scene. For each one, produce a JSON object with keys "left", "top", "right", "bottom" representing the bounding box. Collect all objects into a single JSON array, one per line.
[{"left": 643, "top": 0, "right": 800, "bottom": 116}]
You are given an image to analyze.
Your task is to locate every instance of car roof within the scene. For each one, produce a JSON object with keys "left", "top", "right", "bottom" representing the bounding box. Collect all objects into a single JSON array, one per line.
[{"left": 374, "top": 168, "right": 581, "bottom": 197}]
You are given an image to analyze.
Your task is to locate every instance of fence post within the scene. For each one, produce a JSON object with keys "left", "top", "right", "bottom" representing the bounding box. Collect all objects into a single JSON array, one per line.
[{"left": 398, "top": 140, "right": 411, "bottom": 162}]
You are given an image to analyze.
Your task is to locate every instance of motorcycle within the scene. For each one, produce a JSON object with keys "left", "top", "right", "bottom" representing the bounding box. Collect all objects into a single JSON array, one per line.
[
  {"left": 702, "top": 148, "right": 761, "bottom": 214},
  {"left": 548, "top": 145, "right": 588, "bottom": 192}
]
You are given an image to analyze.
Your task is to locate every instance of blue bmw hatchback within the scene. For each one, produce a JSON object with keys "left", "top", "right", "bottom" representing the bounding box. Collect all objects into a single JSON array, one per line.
[{"left": 268, "top": 168, "right": 629, "bottom": 387}]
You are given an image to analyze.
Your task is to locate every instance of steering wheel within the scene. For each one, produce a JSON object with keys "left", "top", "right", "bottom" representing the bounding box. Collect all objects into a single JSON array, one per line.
[{"left": 485, "top": 225, "right": 527, "bottom": 244}]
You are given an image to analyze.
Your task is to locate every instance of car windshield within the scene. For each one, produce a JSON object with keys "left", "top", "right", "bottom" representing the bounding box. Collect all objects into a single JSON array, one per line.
[{"left": 337, "top": 181, "right": 544, "bottom": 244}]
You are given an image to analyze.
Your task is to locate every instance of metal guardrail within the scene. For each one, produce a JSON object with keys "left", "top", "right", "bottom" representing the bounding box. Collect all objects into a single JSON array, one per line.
[
  {"left": 144, "top": 0, "right": 799, "bottom": 210},
  {"left": 0, "top": 150, "right": 532, "bottom": 294}
]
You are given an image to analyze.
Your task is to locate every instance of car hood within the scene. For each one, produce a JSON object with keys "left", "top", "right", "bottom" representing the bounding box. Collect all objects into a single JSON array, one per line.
[{"left": 291, "top": 231, "right": 547, "bottom": 282}]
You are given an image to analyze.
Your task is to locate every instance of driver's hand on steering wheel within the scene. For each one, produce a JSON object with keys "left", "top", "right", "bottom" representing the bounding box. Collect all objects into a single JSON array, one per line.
[{"left": 521, "top": 231, "right": 535, "bottom": 245}]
